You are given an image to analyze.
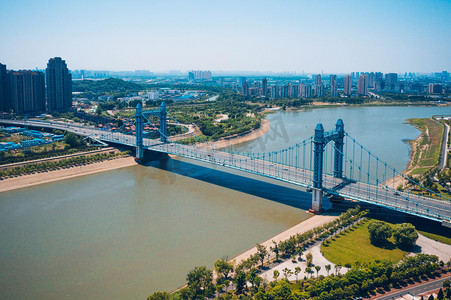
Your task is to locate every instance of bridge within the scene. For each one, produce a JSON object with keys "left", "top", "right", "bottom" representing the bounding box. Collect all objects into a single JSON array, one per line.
[{"left": 2, "top": 103, "right": 451, "bottom": 227}]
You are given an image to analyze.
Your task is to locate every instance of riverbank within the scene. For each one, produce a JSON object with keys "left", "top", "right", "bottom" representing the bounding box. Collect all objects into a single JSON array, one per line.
[
  {"left": 0, "top": 156, "right": 136, "bottom": 193},
  {"left": 211, "top": 118, "right": 270, "bottom": 149},
  {"left": 230, "top": 212, "right": 339, "bottom": 266}
]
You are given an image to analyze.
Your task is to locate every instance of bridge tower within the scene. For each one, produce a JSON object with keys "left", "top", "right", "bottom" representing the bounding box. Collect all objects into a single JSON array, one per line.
[
  {"left": 159, "top": 102, "right": 167, "bottom": 142},
  {"left": 311, "top": 119, "right": 344, "bottom": 213},
  {"left": 135, "top": 103, "right": 144, "bottom": 162}
]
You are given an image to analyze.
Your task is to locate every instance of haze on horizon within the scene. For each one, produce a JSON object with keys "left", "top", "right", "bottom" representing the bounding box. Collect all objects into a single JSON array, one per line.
[{"left": 1, "top": 0, "right": 450, "bottom": 74}]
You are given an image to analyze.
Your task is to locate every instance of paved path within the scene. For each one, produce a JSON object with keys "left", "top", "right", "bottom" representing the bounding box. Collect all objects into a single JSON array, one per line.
[{"left": 373, "top": 275, "right": 450, "bottom": 300}]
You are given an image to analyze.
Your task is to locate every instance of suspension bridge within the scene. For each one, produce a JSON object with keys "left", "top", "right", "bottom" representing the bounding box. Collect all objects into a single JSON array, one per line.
[{"left": 2, "top": 103, "right": 451, "bottom": 227}]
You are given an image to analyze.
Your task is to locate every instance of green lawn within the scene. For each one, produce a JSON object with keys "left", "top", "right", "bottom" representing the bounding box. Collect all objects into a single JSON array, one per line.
[
  {"left": 418, "top": 231, "right": 451, "bottom": 245},
  {"left": 321, "top": 220, "right": 407, "bottom": 265}
]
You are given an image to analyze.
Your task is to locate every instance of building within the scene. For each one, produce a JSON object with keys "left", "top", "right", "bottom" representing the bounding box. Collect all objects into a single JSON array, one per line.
[
  {"left": 300, "top": 83, "right": 312, "bottom": 98},
  {"left": 261, "top": 78, "right": 268, "bottom": 97},
  {"left": 0, "top": 63, "right": 7, "bottom": 112},
  {"left": 330, "top": 75, "right": 338, "bottom": 97},
  {"left": 242, "top": 81, "right": 249, "bottom": 96},
  {"left": 8, "top": 70, "right": 46, "bottom": 114},
  {"left": 385, "top": 73, "right": 398, "bottom": 91},
  {"left": 368, "top": 72, "right": 375, "bottom": 88},
  {"left": 358, "top": 74, "right": 368, "bottom": 96},
  {"left": 46, "top": 57, "right": 72, "bottom": 111},
  {"left": 344, "top": 75, "right": 352, "bottom": 96},
  {"left": 428, "top": 83, "right": 443, "bottom": 94},
  {"left": 315, "top": 75, "right": 323, "bottom": 97},
  {"left": 239, "top": 76, "right": 247, "bottom": 87}
]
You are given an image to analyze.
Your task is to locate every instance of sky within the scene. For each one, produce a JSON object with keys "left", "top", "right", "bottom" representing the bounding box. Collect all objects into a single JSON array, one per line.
[{"left": 0, "top": 0, "right": 450, "bottom": 73}]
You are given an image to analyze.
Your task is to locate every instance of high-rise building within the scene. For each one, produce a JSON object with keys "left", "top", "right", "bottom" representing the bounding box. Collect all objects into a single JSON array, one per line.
[
  {"left": 368, "top": 72, "right": 375, "bottom": 88},
  {"left": 46, "top": 57, "right": 72, "bottom": 112},
  {"left": 8, "top": 70, "right": 45, "bottom": 114},
  {"left": 0, "top": 63, "right": 7, "bottom": 112},
  {"left": 358, "top": 74, "right": 369, "bottom": 96},
  {"left": 242, "top": 81, "right": 249, "bottom": 96},
  {"left": 344, "top": 75, "right": 352, "bottom": 96},
  {"left": 428, "top": 83, "right": 443, "bottom": 94},
  {"left": 385, "top": 73, "right": 398, "bottom": 91},
  {"left": 330, "top": 75, "right": 338, "bottom": 97},
  {"left": 315, "top": 75, "right": 323, "bottom": 97},
  {"left": 262, "top": 78, "right": 268, "bottom": 97},
  {"left": 239, "top": 76, "right": 246, "bottom": 87},
  {"left": 300, "top": 83, "right": 312, "bottom": 98}
]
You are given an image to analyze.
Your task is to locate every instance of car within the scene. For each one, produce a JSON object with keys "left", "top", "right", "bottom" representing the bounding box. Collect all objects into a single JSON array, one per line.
[{"left": 394, "top": 192, "right": 400, "bottom": 196}]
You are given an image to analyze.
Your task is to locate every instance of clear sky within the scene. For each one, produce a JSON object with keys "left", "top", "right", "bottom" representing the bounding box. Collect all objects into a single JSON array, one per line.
[{"left": 1, "top": 0, "right": 450, "bottom": 73}]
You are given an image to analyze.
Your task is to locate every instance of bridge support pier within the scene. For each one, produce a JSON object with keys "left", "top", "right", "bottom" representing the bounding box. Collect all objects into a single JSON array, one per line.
[{"left": 311, "top": 189, "right": 323, "bottom": 212}]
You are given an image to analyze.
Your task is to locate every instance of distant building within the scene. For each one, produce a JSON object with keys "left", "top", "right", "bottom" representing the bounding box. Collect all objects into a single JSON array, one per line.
[
  {"left": 46, "top": 57, "right": 72, "bottom": 111},
  {"left": 300, "top": 83, "right": 312, "bottom": 98},
  {"left": 385, "top": 73, "right": 398, "bottom": 91},
  {"left": 428, "top": 83, "right": 443, "bottom": 94},
  {"left": 0, "top": 63, "right": 7, "bottom": 112},
  {"left": 242, "top": 81, "right": 249, "bottom": 96},
  {"left": 262, "top": 78, "right": 268, "bottom": 97},
  {"left": 368, "top": 72, "right": 375, "bottom": 88},
  {"left": 189, "top": 70, "right": 212, "bottom": 81},
  {"left": 239, "top": 76, "right": 247, "bottom": 88},
  {"left": 358, "top": 74, "right": 368, "bottom": 96},
  {"left": 315, "top": 75, "right": 324, "bottom": 97},
  {"left": 330, "top": 75, "right": 338, "bottom": 97},
  {"left": 344, "top": 75, "right": 352, "bottom": 96},
  {"left": 8, "top": 70, "right": 45, "bottom": 114}
]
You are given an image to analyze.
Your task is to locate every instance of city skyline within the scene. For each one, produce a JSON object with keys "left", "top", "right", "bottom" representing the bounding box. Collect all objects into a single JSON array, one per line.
[{"left": 1, "top": 0, "right": 450, "bottom": 73}]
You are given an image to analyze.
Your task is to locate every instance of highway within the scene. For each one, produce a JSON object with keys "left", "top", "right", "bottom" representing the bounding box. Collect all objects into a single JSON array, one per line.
[{"left": 2, "top": 118, "right": 451, "bottom": 223}]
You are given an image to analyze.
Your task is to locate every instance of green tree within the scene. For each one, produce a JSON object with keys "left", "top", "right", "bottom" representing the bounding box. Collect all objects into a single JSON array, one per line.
[
  {"left": 186, "top": 266, "right": 215, "bottom": 300},
  {"left": 147, "top": 291, "right": 170, "bottom": 300},
  {"left": 368, "top": 220, "right": 393, "bottom": 246},
  {"left": 282, "top": 267, "right": 292, "bottom": 279},
  {"left": 271, "top": 240, "right": 280, "bottom": 261},
  {"left": 306, "top": 252, "right": 313, "bottom": 267},
  {"left": 256, "top": 244, "right": 268, "bottom": 268},
  {"left": 234, "top": 271, "right": 246, "bottom": 294},
  {"left": 214, "top": 258, "right": 234, "bottom": 281},
  {"left": 325, "top": 264, "right": 331, "bottom": 276},
  {"left": 64, "top": 132, "right": 85, "bottom": 148},
  {"left": 273, "top": 269, "right": 280, "bottom": 281},
  {"left": 315, "top": 265, "right": 321, "bottom": 278},
  {"left": 294, "top": 267, "right": 301, "bottom": 282},
  {"left": 392, "top": 223, "right": 419, "bottom": 250},
  {"left": 437, "top": 288, "right": 444, "bottom": 300}
]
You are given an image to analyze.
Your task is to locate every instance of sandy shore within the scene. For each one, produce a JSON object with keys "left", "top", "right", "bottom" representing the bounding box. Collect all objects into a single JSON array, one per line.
[
  {"left": 211, "top": 118, "right": 270, "bottom": 149},
  {"left": 230, "top": 213, "right": 339, "bottom": 265},
  {"left": 0, "top": 156, "right": 136, "bottom": 193}
]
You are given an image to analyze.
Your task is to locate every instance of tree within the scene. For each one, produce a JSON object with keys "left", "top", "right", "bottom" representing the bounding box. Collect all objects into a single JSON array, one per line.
[
  {"left": 294, "top": 267, "right": 301, "bottom": 282},
  {"left": 282, "top": 267, "right": 292, "bottom": 279},
  {"left": 428, "top": 295, "right": 434, "bottom": 300},
  {"left": 64, "top": 132, "right": 85, "bottom": 148},
  {"left": 315, "top": 265, "right": 321, "bottom": 278},
  {"left": 325, "top": 264, "right": 331, "bottom": 276},
  {"left": 368, "top": 220, "right": 393, "bottom": 246},
  {"left": 256, "top": 244, "right": 268, "bottom": 268},
  {"left": 271, "top": 240, "right": 280, "bottom": 261},
  {"left": 437, "top": 288, "right": 444, "bottom": 300},
  {"left": 306, "top": 252, "right": 313, "bottom": 267},
  {"left": 214, "top": 258, "right": 234, "bottom": 281},
  {"left": 147, "top": 291, "right": 170, "bottom": 300},
  {"left": 305, "top": 267, "right": 313, "bottom": 278},
  {"left": 234, "top": 271, "right": 246, "bottom": 294},
  {"left": 273, "top": 270, "right": 280, "bottom": 281},
  {"left": 392, "top": 223, "right": 419, "bottom": 250},
  {"left": 186, "top": 266, "right": 215, "bottom": 300}
]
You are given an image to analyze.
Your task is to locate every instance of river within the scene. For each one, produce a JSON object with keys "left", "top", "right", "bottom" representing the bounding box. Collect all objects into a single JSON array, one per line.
[{"left": 0, "top": 105, "right": 450, "bottom": 299}]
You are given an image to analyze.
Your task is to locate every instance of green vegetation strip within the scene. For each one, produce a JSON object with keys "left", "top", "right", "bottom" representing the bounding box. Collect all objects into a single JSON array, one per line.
[
  {"left": 0, "top": 151, "right": 129, "bottom": 179},
  {"left": 419, "top": 230, "right": 451, "bottom": 246},
  {"left": 321, "top": 219, "right": 406, "bottom": 265}
]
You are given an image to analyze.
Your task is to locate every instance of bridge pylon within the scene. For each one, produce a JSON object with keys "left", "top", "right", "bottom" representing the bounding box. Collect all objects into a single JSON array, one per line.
[{"left": 311, "top": 119, "right": 345, "bottom": 213}]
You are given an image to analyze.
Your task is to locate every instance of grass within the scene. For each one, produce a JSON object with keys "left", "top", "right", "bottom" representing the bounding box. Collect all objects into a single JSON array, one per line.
[
  {"left": 321, "top": 220, "right": 407, "bottom": 265},
  {"left": 418, "top": 230, "right": 451, "bottom": 245},
  {"left": 406, "top": 118, "right": 444, "bottom": 177}
]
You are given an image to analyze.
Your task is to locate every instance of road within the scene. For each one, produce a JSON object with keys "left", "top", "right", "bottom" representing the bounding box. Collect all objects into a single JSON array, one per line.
[
  {"left": 438, "top": 121, "right": 450, "bottom": 170},
  {"left": 2, "top": 118, "right": 451, "bottom": 223},
  {"left": 374, "top": 275, "right": 450, "bottom": 300}
]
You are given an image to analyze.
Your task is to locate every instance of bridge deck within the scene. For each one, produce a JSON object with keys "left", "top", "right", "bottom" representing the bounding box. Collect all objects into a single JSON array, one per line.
[{"left": 2, "top": 119, "right": 450, "bottom": 223}]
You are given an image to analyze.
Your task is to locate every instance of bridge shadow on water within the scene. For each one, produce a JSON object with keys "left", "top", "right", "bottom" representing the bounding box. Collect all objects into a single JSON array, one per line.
[
  {"left": 142, "top": 155, "right": 329, "bottom": 212},
  {"left": 142, "top": 155, "right": 450, "bottom": 236}
]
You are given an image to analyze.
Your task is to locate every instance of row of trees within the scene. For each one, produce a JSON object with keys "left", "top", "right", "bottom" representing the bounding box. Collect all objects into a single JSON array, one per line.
[{"left": 0, "top": 151, "right": 127, "bottom": 179}]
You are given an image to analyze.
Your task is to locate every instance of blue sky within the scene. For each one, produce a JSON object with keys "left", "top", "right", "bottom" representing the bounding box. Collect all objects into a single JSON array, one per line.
[{"left": 1, "top": 0, "right": 450, "bottom": 73}]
